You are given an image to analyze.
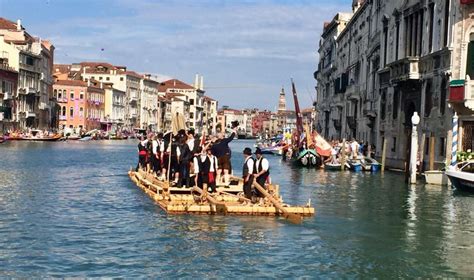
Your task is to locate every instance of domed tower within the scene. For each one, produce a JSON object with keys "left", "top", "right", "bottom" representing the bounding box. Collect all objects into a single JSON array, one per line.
[{"left": 278, "top": 87, "right": 286, "bottom": 113}]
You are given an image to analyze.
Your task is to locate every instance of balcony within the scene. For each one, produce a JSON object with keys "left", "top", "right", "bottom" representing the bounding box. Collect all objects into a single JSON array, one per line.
[
  {"left": 345, "top": 84, "right": 360, "bottom": 100},
  {"left": 388, "top": 57, "right": 420, "bottom": 83},
  {"left": 59, "top": 115, "right": 67, "bottom": 121},
  {"left": 19, "top": 87, "right": 39, "bottom": 96},
  {"left": 459, "top": 80, "right": 474, "bottom": 111},
  {"left": 38, "top": 102, "right": 50, "bottom": 110},
  {"left": 130, "top": 112, "right": 138, "bottom": 118},
  {"left": 129, "top": 95, "right": 138, "bottom": 103},
  {"left": 57, "top": 97, "right": 68, "bottom": 103},
  {"left": 363, "top": 109, "right": 377, "bottom": 118},
  {"left": 20, "top": 111, "right": 36, "bottom": 118}
]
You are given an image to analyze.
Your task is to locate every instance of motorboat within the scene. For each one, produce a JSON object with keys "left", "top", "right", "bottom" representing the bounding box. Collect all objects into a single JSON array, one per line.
[
  {"left": 445, "top": 161, "right": 474, "bottom": 192},
  {"left": 347, "top": 158, "right": 362, "bottom": 172},
  {"left": 424, "top": 170, "right": 448, "bottom": 185},
  {"left": 360, "top": 157, "right": 381, "bottom": 172}
]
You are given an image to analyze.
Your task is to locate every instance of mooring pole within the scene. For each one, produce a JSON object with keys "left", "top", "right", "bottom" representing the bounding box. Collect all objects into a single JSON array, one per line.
[{"left": 410, "top": 112, "right": 420, "bottom": 184}]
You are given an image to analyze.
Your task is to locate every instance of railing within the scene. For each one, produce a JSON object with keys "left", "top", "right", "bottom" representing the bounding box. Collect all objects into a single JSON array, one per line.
[
  {"left": 389, "top": 57, "right": 420, "bottom": 83},
  {"left": 59, "top": 115, "right": 67, "bottom": 121}
]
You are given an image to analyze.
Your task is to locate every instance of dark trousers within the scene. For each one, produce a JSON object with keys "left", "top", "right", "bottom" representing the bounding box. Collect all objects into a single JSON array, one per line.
[
  {"left": 151, "top": 155, "right": 161, "bottom": 173},
  {"left": 178, "top": 161, "right": 190, "bottom": 187},
  {"left": 255, "top": 176, "right": 268, "bottom": 197},
  {"left": 243, "top": 175, "right": 254, "bottom": 199},
  {"left": 136, "top": 155, "right": 147, "bottom": 171}
]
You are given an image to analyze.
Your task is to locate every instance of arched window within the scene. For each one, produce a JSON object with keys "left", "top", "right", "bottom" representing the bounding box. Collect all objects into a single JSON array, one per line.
[
  {"left": 62, "top": 106, "right": 66, "bottom": 116},
  {"left": 58, "top": 89, "right": 62, "bottom": 99},
  {"left": 53, "top": 89, "right": 57, "bottom": 98},
  {"left": 466, "top": 33, "right": 474, "bottom": 80},
  {"left": 440, "top": 78, "right": 447, "bottom": 115},
  {"left": 79, "top": 107, "right": 84, "bottom": 117},
  {"left": 70, "top": 107, "right": 74, "bottom": 117}
]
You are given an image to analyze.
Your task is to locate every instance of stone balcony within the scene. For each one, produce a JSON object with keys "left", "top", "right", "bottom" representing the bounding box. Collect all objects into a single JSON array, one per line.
[
  {"left": 462, "top": 80, "right": 474, "bottom": 111},
  {"left": 345, "top": 84, "right": 360, "bottom": 100},
  {"left": 388, "top": 57, "right": 420, "bottom": 83},
  {"left": 19, "top": 87, "right": 40, "bottom": 96}
]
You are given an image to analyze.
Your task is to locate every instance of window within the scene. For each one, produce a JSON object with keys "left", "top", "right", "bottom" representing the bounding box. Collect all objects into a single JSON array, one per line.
[
  {"left": 395, "top": 20, "right": 400, "bottom": 60},
  {"left": 62, "top": 106, "right": 66, "bottom": 116},
  {"left": 440, "top": 137, "right": 446, "bottom": 157},
  {"left": 424, "top": 79, "right": 433, "bottom": 117},
  {"left": 70, "top": 92, "right": 74, "bottom": 99},
  {"left": 391, "top": 137, "right": 397, "bottom": 152},
  {"left": 393, "top": 89, "right": 399, "bottom": 119},
  {"left": 58, "top": 90, "right": 62, "bottom": 99},
  {"left": 190, "top": 99, "right": 194, "bottom": 105},
  {"left": 444, "top": 0, "right": 450, "bottom": 47},
  {"left": 80, "top": 91, "right": 84, "bottom": 100},
  {"left": 53, "top": 89, "right": 57, "bottom": 98},
  {"left": 466, "top": 34, "right": 474, "bottom": 80},
  {"left": 70, "top": 107, "right": 74, "bottom": 117},
  {"left": 79, "top": 107, "right": 84, "bottom": 117},
  {"left": 380, "top": 89, "right": 386, "bottom": 120},
  {"left": 106, "top": 77, "right": 110, "bottom": 81},
  {"left": 99, "top": 77, "right": 103, "bottom": 80},
  {"left": 440, "top": 78, "right": 447, "bottom": 115},
  {"left": 429, "top": 3, "right": 435, "bottom": 52},
  {"left": 425, "top": 137, "right": 430, "bottom": 155},
  {"left": 120, "top": 77, "right": 124, "bottom": 81},
  {"left": 383, "top": 24, "right": 388, "bottom": 65}
]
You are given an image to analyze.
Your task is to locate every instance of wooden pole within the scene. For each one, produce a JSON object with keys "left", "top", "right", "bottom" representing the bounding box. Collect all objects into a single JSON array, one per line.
[
  {"left": 429, "top": 136, "right": 435, "bottom": 171},
  {"left": 252, "top": 181, "right": 302, "bottom": 224},
  {"left": 419, "top": 133, "right": 426, "bottom": 172},
  {"left": 341, "top": 138, "right": 346, "bottom": 171},
  {"left": 381, "top": 138, "right": 387, "bottom": 172}
]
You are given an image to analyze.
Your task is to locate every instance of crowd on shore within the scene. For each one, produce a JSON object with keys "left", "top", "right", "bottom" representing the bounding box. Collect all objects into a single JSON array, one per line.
[{"left": 135, "top": 127, "right": 271, "bottom": 200}]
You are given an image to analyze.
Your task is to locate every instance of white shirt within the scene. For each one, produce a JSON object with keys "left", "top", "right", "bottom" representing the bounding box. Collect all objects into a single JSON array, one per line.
[
  {"left": 193, "top": 154, "right": 219, "bottom": 174},
  {"left": 152, "top": 140, "right": 159, "bottom": 154},
  {"left": 255, "top": 157, "right": 269, "bottom": 173},
  {"left": 187, "top": 138, "right": 195, "bottom": 152},
  {"left": 245, "top": 156, "right": 255, "bottom": 174}
]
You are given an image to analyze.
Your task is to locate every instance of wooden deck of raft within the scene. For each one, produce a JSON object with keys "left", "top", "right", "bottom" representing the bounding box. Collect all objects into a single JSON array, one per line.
[{"left": 128, "top": 170, "right": 315, "bottom": 218}]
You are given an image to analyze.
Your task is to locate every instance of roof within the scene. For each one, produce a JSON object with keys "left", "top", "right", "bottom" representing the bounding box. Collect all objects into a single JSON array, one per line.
[
  {"left": 125, "top": 70, "right": 142, "bottom": 79},
  {"left": 54, "top": 80, "right": 88, "bottom": 87},
  {"left": 158, "top": 79, "right": 195, "bottom": 91},
  {"left": 0, "top": 18, "right": 18, "bottom": 30},
  {"left": 203, "top": 95, "right": 216, "bottom": 101},
  {"left": 54, "top": 64, "right": 72, "bottom": 74}
]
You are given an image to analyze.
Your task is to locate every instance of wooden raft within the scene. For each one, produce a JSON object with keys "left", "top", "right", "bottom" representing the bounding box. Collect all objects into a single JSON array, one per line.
[{"left": 128, "top": 170, "right": 315, "bottom": 218}]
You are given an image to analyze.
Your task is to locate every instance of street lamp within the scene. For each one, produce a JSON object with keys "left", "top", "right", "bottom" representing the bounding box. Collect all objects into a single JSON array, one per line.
[{"left": 410, "top": 112, "right": 420, "bottom": 184}]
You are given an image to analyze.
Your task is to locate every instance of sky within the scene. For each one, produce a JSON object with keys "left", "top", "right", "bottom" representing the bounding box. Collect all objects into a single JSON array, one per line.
[{"left": 0, "top": 0, "right": 352, "bottom": 110}]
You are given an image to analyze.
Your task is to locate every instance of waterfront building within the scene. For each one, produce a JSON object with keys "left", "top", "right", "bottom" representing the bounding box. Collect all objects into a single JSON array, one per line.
[
  {"left": 0, "top": 60, "right": 18, "bottom": 132},
  {"left": 158, "top": 78, "right": 205, "bottom": 133},
  {"left": 216, "top": 107, "right": 246, "bottom": 135},
  {"left": 314, "top": 0, "right": 473, "bottom": 170},
  {"left": 103, "top": 83, "right": 125, "bottom": 132},
  {"left": 251, "top": 110, "right": 271, "bottom": 136},
  {"left": 0, "top": 18, "right": 55, "bottom": 130},
  {"left": 53, "top": 79, "right": 105, "bottom": 132},
  {"left": 202, "top": 96, "right": 218, "bottom": 134},
  {"left": 140, "top": 74, "right": 159, "bottom": 131}
]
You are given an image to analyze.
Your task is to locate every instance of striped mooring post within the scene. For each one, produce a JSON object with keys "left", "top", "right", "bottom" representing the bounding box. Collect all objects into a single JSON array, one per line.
[{"left": 451, "top": 113, "right": 458, "bottom": 167}]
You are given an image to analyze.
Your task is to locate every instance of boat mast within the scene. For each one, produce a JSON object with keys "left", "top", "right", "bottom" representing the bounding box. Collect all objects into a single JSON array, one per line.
[{"left": 291, "top": 79, "right": 304, "bottom": 144}]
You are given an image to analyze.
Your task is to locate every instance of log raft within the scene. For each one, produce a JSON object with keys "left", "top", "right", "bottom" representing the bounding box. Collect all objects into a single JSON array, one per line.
[{"left": 128, "top": 170, "right": 315, "bottom": 218}]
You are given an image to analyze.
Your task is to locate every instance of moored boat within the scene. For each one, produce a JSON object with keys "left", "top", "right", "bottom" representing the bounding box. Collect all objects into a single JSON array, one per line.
[
  {"left": 446, "top": 162, "right": 474, "bottom": 192},
  {"left": 360, "top": 157, "right": 381, "bottom": 172},
  {"left": 21, "top": 134, "right": 62, "bottom": 141},
  {"left": 324, "top": 162, "right": 342, "bottom": 171},
  {"left": 424, "top": 170, "right": 448, "bottom": 185},
  {"left": 295, "top": 149, "right": 321, "bottom": 167},
  {"left": 347, "top": 159, "right": 362, "bottom": 172}
]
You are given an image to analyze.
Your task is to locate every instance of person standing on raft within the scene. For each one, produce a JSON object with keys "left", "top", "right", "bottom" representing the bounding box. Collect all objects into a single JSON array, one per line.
[
  {"left": 211, "top": 126, "right": 237, "bottom": 186},
  {"left": 242, "top": 147, "right": 256, "bottom": 199},
  {"left": 254, "top": 147, "right": 270, "bottom": 197}
]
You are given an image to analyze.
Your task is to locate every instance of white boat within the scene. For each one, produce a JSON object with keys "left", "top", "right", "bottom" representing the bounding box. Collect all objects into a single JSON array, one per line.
[
  {"left": 445, "top": 161, "right": 474, "bottom": 192},
  {"left": 424, "top": 170, "right": 448, "bottom": 185}
]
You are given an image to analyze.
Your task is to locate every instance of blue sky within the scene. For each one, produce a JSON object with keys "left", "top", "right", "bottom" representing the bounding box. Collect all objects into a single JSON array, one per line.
[{"left": 1, "top": 0, "right": 352, "bottom": 110}]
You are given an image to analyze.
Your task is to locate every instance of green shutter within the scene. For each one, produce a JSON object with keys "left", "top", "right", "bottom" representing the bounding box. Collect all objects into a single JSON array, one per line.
[{"left": 467, "top": 41, "right": 474, "bottom": 78}]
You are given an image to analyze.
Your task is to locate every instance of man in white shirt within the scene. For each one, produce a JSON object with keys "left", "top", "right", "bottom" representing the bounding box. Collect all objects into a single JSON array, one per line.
[
  {"left": 254, "top": 147, "right": 270, "bottom": 197},
  {"left": 350, "top": 139, "right": 360, "bottom": 159},
  {"left": 242, "top": 147, "right": 255, "bottom": 199}
]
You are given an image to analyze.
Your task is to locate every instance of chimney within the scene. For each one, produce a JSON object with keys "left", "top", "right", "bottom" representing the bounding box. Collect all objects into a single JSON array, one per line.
[
  {"left": 199, "top": 76, "right": 204, "bottom": 90},
  {"left": 16, "top": 19, "right": 21, "bottom": 31},
  {"left": 87, "top": 79, "right": 91, "bottom": 87},
  {"left": 195, "top": 74, "right": 199, "bottom": 89}
]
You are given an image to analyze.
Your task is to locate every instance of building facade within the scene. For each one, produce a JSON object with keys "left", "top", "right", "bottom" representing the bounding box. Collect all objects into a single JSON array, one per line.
[{"left": 315, "top": 0, "right": 471, "bottom": 170}]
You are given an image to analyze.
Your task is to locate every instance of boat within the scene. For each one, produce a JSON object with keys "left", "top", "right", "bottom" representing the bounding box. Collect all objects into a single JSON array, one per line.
[
  {"left": 424, "top": 170, "right": 448, "bottom": 185},
  {"left": 360, "top": 157, "right": 381, "bottom": 172},
  {"left": 21, "top": 133, "right": 62, "bottom": 142},
  {"left": 445, "top": 162, "right": 474, "bottom": 192},
  {"left": 295, "top": 149, "right": 321, "bottom": 167},
  {"left": 78, "top": 136, "right": 92, "bottom": 141},
  {"left": 324, "top": 162, "right": 343, "bottom": 171},
  {"left": 128, "top": 170, "right": 314, "bottom": 222},
  {"left": 347, "top": 159, "right": 362, "bottom": 172}
]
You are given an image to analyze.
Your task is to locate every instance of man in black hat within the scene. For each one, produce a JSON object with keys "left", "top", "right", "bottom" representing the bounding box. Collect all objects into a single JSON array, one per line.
[
  {"left": 254, "top": 147, "right": 270, "bottom": 197},
  {"left": 242, "top": 147, "right": 255, "bottom": 199}
]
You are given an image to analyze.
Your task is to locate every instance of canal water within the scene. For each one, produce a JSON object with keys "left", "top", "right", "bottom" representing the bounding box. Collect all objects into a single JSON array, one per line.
[{"left": 0, "top": 140, "right": 473, "bottom": 278}]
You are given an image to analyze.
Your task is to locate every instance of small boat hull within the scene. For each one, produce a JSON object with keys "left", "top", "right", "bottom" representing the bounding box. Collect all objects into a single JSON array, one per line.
[
  {"left": 325, "top": 163, "right": 342, "bottom": 171},
  {"left": 295, "top": 149, "right": 321, "bottom": 167},
  {"left": 424, "top": 170, "right": 448, "bottom": 185}
]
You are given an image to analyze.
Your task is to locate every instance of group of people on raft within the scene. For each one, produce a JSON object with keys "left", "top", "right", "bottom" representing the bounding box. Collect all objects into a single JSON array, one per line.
[{"left": 135, "top": 126, "right": 270, "bottom": 200}]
